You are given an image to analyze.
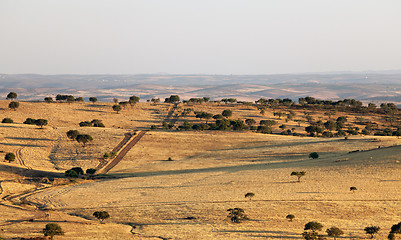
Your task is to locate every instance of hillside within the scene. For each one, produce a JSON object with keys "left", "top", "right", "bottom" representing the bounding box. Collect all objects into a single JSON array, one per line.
[{"left": 0, "top": 100, "right": 401, "bottom": 239}]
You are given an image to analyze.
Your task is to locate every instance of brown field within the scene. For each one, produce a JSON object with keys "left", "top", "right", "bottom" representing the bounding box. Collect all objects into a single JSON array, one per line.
[{"left": 1, "top": 100, "right": 401, "bottom": 239}]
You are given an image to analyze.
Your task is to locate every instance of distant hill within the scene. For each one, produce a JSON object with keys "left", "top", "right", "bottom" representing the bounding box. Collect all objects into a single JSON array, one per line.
[{"left": 1, "top": 73, "right": 401, "bottom": 104}]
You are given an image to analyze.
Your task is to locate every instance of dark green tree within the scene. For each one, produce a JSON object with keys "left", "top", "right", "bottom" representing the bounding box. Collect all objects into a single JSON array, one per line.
[
  {"left": 291, "top": 171, "right": 306, "bottom": 182},
  {"left": 66, "top": 130, "right": 80, "bottom": 140},
  {"left": 112, "top": 104, "right": 122, "bottom": 113},
  {"left": 65, "top": 169, "right": 78, "bottom": 178},
  {"left": 35, "top": 119, "right": 48, "bottom": 128},
  {"left": 93, "top": 211, "right": 110, "bottom": 223},
  {"left": 227, "top": 208, "right": 248, "bottom": 223},
  {"left": 244, "top": 192, "right": 255, "bottom": 200},
  {"left": 43, "top": 223, "right": 64, "bottom": 240},
  {"left": 5, "top": 153, "right": 15, "bottom": 163},
  {"left": 86, "top": 168, "right": 96, "bottom": 175},
  {"left": 6, "top": 92, "right": 17, "bottom": 100},
  {"left": 326, "top": 226, "right": 344, "bottom": 240},
  {"left": 1, "top": 118, "right": 13, "bottom": 123},
  {"left": 89, "top": 97, "right": 98, "bottom": 104},
  {"left": 76, "top": 134, "right": 93, "bottom": 147},
  {"left": 44, "top": 97, "right": 53, "bottom": 103},
  {"left": 222, "top": 109, "right": 233, "bottom": 118},
  {"left": 8, "top": 101, "right": 19, "bottom": 111},
  {"left": 350, "top": 186, "right": 357, "bottom": 192},
  {"left": 286, "top": 214, "right": 295, "bottom": 222},
  {"left": 309, "top": 152, "right": 319, "bottom": 159},
  {"left": 364, "top": 226, "right": 380, "bottom": 239}
]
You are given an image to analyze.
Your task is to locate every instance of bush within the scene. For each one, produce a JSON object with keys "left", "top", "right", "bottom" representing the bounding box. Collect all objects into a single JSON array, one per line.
[
  {"left": 227, "top": 208, "right": 248, "bottom": 223},
  {"left": 93, "top": 211, "right": 110, "bottom": 223},
  {"left": 24, "top": 118, "right": 36, "bottom": 125},
  {"left": 86, "top": 168, "right": 96, "bottom": 175},
  {"left": 309, "top": 152, "right": 319, "bottom": 159},
  {"left": 65, "top": 169, "right": 78, "bottom": 178},
  {"left": 43, "top": 223, "right": 64, "bottom": 239},
  {"left": 5, "top": 153, "right": 15, "bottom": 163},
  {"left": 1, "top": 118, "right": 13, "bottom": 123},
  {"left": 257, "top": 125, "right": 272, "bottom": 134},
  {"left": 79, "top": 121, "right": 92, "bottom": 127}
]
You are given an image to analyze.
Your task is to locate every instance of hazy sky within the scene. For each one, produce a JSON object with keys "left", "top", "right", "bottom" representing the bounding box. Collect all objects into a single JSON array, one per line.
[{"left": 1, "top": 0, "right": 401, "bottom": 74}]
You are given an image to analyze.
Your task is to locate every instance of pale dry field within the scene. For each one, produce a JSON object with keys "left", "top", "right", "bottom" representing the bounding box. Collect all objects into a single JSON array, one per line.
[{"left": 1, "top": 100, "right": 401, "bottom": 239}]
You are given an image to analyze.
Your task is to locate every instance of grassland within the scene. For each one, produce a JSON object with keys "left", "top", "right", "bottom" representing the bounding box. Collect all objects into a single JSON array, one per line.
[{"left": 1, "top": 100, "right": 401, "bottom": 239}]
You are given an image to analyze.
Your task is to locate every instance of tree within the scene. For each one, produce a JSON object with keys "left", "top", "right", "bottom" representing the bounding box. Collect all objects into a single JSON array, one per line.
[
  {"left": 227, "top": 208, "right": 248, "bottom": 223},
  {"left": 35, "top": 119, "right": 48, "bottom": 128},
  {"left": 112, "top": 104, "right": 122, "bottom": 113},
  {"left": 5, "top": 153, "right": 15, "bottom": 163},
  {"left": 364, "top": 226, "right": 380, "bottom": 239},
  {"left": 86, "top": 168, "right": 96, "bottom": 175},
  {"left": 66, "top": 130, "right": 80, "bottom": 140},
  {"left": 165, "top": 95, "right": 180, "bottom": 103},
  {"left": 129, "top": 95, "right": 140, "bottom": 105},
  {"left": 93, "top": 211, "right": 110, "bottom": 223},
  {"left": 326, "top": 226, "right": 344, "bottom": 240},
  {"left": 75, "top": 97, "right": 84, "bottom": 102},
  {"left": 71, "top": 167, "right": 84, "bottom": 175},
  {"left": 44, "top": 97, "right": 53, "bottom": 103},
  {"left": 89, "top": 97, "right": 98, "bottom": 104},
  {"left": 43, "top": 223, "right": 64, "bottom": 240},
  {"left": 350, "top": 186, "right": 357, "bottom": 192},
  {"left": 309, "top": 152, "right": 319, "bottom": 159},
  {"left": 245, "top": 119, "right": 256, "bottom": 126},
  {"left": 244, "top": 192, "right": 255, "bottom": 200},
  {"left": 8, "top": 101, "right": 19, "bottom": 111},
  {"left": 76, "top": 134, "right": 93, "bottom": 147},
  {"left": 65, "top": 169, "right": 78, "bottom": 178},
  {"left": 6, "top": 92, "right": 17, "bottom": 100},
  {"left": 291, "top": 171, "right": 306, "bottom": 182},
  {"left": 286, "top": 214, "right": 295, "bottom": 222},
  {"left": 305, "top": 221, "right": 323, "bottom": 232},
  {"left": 1, "top": 118, "right": 13, "bottom": 123},
  {"left": 222, "top": 109, "right": 233, "bottom": 118}
]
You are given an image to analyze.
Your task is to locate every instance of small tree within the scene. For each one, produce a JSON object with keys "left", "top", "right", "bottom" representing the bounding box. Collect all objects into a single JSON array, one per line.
[
  {"left": 227, "top": 208, "right": 248, "bottom": 223},
  {"left": 35, "top": 119, "right": 48, "bottom": 128},
  {"left": 43, "top": 223, "right": 64, "bottom": 240},
  {"left": 326, "top": 226, "right": 344, "bottom": 240},
  {"left": 65, "top": 169, "right": 78, "bottom": 178},
  {"left": 350, "top": 186, "right": 357, "bottom": 192},
  {"left": 1, "top": 118, "right": 13, "bottom": 123},
  {"left": 71, "top": 167, "right": 84, "bottom": 175},
  {"left": 303, "top": 221, "right": 324, "bottom": 240},
  {"left": 112, "top": 104, "right": 122, "bottom": 114},
  {"left": 291, "top": 171, "right": 306, "bottom": 182},
  {"left": 6, "top": 92, "right": 17, "bottom": 100},
  {"left": 309, "top": 152, "right": 319, "bottom": 159},
  {"left": 89, "top": 97, "right": 98, "bottom": 104},
  {"left": 244, "top": 192, "right": 255, "bottom": 200},
  {"left": 5, "top": 153, "right": 15, "bottom": 163},
  {"left": 93, "top": 211, "right": 110, "bottom": 223},
  {"left": 364, "top": 226, "right": 380, "bottom": 239},
  {"left": 8, "top": 101, "right": 19, "bottom": 111},
  {"left": 286, "top": 214, "right": 295, "bottom": 222},
  {"left": 86, "top": 168, "right": 96, "bottom": 175},
  {"left": 222, "top": 109, "right": 233, "bottom": 118},
  {"left": 66, "top": 130, "right": 80, "bottom": 140},
  {"left": 44, "top": 97, "right": 53, "bottom": 103},
  {"left": 76, "top": 134, "right": 93, "bottom": 147}
]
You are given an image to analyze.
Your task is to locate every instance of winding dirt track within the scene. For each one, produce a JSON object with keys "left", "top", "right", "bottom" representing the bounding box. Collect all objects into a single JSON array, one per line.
[{"left": 97, "top": 131, "right": 148, "bottom": 174}]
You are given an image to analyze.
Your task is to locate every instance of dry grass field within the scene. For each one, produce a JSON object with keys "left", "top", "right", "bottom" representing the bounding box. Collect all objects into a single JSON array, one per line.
[{"left": 1, "top": 100, "right": 401, "bottom": 239}]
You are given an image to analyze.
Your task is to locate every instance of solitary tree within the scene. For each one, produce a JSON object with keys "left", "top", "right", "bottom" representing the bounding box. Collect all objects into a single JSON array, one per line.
[
  {"left": 291, "top": 171, "right": 306, "bottom": 182},
  {"left": 129, "top": 95, "right": 140, "bottom": 106},
  {"left": 8, "top": 101, "right": 19, "bottom": 111},
  {"left": 112, "top": 104, "right": 122, "bottom": 114},
  {"left": 76, "top": 134, "right": 93, "bottom": 147},
  {"left": 303, "top": 221, "right": 324, "bottom": 240},
  {"left": 227, "top": 208, "right": 248, "bottom": 223},
  {"left": 89, "top": 97, "right": 98, "bottom": 104},
  {"left": 326, "top": 226, "right": 344, "bottom": 240},
  {"left": 350, "top": 186, "right": 357, "bottom": 192},
  {"left": 43, "top": 223, "right": 64, "bottom": 240},
  {"left": 244, "top": 192, "right": 255, "bottom": 200},
  {"left": 286, "top": 214, "right": 295, "bottom": 222},
  {"left": 6, "top": 92, "right": 17, "bottom": 100},
  {"left": 35, "top": 119, "right": 48, "bottom": 128},
  {"left": 222, "top": 109, "right": 233, "bottom": 118},
  {"left": 5, "top": 153, "right": 15, "bottom": 163},
  {"left": 44, "top": 97, "right": 53, "bottom": 103},
  {"left": 66, "top": 130, "right": 80, "bottom": 140},
  {"left": 364, "top": 226, "right": 380, "bottom": 239},
  {"left": 309, "top": 152, "right": 319, "bottom": 159},
  {"left": 93, "top": 211, "right": 110, "bottom": 223}
]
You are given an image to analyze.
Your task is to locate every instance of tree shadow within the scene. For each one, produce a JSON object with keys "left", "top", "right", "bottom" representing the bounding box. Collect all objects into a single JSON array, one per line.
[
  {"left": 6, "top": 137, "right": 54, "bottom": 141},
  {"left": 0, "top": 143, "right": 46, "bottom": 147},
  {"left": 74, "top": 108, "right": 105, "bottom": 113}
]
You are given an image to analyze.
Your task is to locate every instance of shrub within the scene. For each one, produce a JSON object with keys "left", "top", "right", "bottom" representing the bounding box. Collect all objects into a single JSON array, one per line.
[
  {"left": 326, "top": 226, "right": 344, "bottom": 239},
  {"left": 9, "top": 101, "right": 19, "bottom": 110},
  {"left": 309, "top": 152, "right": 319, "bottom": 159},
  {"left": 65, "top": 170, "right": 78, "bottom": 178},
  {"left": 24, "top": 118, "right": 36, "bottom": 125},
  {"left": 93, "top": 211, "right": 110, "bottom": 223},
  {"left": 364, "top": 226, "right": 380, "bottom": 238},
  {"left": 66, "top": 130, "right": 80, "bottom": 140},
  {"left": 227, "top": 208, "right": 248, "bottom": 223},
  {"left": 86, "top": 168, "right": 96, "bottom": 175},
  {"left": 244, "top": 192, "right": 255, "bottom": 200},
  {"left": 43, "top": 223, "right": 64, "bottom": 240},
  {"left": 1, "top": 118, "right": 13, "bottom": 123},
  {"left": 5, "top": 153, "right": 15, "bottom": 163}
]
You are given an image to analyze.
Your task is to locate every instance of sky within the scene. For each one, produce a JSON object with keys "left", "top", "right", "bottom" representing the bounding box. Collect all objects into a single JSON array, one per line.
[{"left": 1, "top": 0, "right": 401, "bottom": 75}]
